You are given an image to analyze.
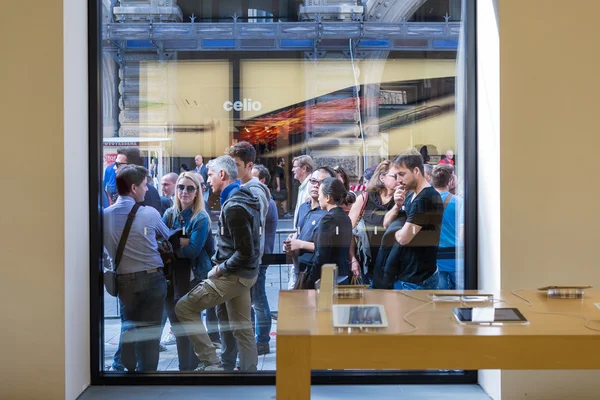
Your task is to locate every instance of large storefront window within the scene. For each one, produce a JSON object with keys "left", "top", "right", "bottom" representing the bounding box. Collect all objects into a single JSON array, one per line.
[{"left": 95, "top": 0, "right": 472, "bottom": 380}]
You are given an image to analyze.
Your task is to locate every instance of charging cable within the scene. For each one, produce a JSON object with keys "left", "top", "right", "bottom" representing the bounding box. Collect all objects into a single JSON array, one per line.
[{"left": 511, "top": 289, "right": 600, "bottom": 332}]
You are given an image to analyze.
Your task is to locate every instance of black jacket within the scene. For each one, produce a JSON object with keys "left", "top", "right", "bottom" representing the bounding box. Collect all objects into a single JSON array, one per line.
[
  {"left": 372, "top": 213, "right": 407, "bottom": 289},
  {"left": 309, "top": 206, "right": 352, "bottom": 288},
  {"left": 214, "top": 186, "right": 261, "bottom": 279}
]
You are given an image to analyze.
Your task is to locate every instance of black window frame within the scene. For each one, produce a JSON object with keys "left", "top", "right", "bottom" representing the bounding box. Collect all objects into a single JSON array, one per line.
[{"left": 88, "top": 0, "right": 478, "bottom": 386}]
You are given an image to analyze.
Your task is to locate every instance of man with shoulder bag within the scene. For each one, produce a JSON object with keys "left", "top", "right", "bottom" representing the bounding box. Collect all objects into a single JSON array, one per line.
[{"left": 103, "top": 165, "right": 171, "bottom": 372}]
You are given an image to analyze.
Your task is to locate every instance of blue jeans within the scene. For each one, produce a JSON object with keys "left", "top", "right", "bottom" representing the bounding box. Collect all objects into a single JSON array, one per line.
[
  {"left": 251, "top": 266, "right": 272, "bottom": 344},
  {"left": 116, "top": 268, "right": 167, "bottom": 371},
  {"left": 438, "top": 271, "right": 456, "bottom": 290},
  {"left": 393, "top": 270, "right": 440, "bottom": 290}
]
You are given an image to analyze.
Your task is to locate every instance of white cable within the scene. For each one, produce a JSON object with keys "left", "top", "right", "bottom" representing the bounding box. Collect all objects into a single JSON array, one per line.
[
  {"left": 511, "top": 289, "right": 532, "bottom": 305},
  {"left": 510, "top": 289, "right": 600, "bottom": 332},
  {"left": 398, "top": 291, "right": 430, "bottom": 303},
  {"left": 349, "top": 38, "right": 368, "bottom": 172},
  {"left": 400, "top": 301, "right": 434, "bottom": 334}
]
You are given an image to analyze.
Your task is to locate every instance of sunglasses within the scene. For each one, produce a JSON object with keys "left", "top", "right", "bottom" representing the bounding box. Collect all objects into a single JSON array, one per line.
[
  {"left": 114, "top": 162, "right": 130, "bottom": 168},
  {"left": 177, "top": 184, "right": 197, "bottom": 193}
]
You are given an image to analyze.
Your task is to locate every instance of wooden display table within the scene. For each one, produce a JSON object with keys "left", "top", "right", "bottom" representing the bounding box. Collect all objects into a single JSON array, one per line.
[{"left": 276, "top": 290, "right": 600, "bottom": 399}]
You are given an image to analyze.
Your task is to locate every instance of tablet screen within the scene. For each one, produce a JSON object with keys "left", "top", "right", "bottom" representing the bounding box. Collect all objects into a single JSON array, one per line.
[
  {"left": 332, "top": 305, "right": 388, "bottom": 328},
  {"left": 453, "top": 307, "right": 527, "bottom": 323}
]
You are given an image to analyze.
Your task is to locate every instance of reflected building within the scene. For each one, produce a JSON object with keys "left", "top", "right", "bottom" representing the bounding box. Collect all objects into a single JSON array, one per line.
[{"left": 100, "top": 0, "right": 461, "bottom": 180}]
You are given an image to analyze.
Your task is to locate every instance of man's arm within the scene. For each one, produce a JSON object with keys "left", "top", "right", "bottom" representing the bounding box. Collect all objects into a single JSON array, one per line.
[
  {"left": 383, "top": 204, "right": 401, "bottom": 230},
  {"left": 285, "top": 239, "right": 315, "bottom": 253},
  {"left": 218, "top": 206, "right": 255, "bottom": 276},
  {"left": 395, "top": 222, "right": 422, "bottom": 246},
  {"left": 275, "top": 176, "right": 281, "bottom": 191},
  {"left": 153, "top": 209, "right": 171, "bottom": 239}
]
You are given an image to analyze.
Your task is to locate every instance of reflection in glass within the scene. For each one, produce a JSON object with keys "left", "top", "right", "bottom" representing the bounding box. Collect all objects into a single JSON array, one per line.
[{"left": 100, "top": 0, "right": 466, "bottom": 374}]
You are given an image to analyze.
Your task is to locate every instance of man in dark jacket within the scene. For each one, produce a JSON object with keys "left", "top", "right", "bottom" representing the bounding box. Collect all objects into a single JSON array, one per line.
[{"left": 176, "top": 155, "right": 260, "bottom": 372}]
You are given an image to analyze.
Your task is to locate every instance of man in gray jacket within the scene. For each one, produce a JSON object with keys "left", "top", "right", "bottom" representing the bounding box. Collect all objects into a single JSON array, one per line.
[
  {"left": 176, "top": 156, "right": 260, "bottom": 372},
  {"left": 221, "top": 141, "right": 271, "bottom": 369},
  {"left": 228, "top": 141, "right": 270, "bottom": 257}
]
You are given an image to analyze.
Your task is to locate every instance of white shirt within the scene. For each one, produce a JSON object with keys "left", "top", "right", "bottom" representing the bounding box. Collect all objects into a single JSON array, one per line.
[{"left": 293, "top": 176, "right": 311, "bottom": 229}]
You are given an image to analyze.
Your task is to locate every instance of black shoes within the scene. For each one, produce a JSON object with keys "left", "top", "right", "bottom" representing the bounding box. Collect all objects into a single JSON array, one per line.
[{"left": 257, "top": 342, "right": 270, "bottom": 356}]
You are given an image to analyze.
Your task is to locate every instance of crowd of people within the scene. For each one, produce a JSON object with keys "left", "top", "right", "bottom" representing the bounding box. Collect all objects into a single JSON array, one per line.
[{"left": 102, "top": 144, "right": 463, "bottom": 373}]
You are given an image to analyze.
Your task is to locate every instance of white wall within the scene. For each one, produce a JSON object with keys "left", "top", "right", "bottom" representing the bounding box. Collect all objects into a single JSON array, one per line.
[
  {"left": 64, "top": 0, "right": 91, "bottom": 397},
  {"left": 476, "top": 1, "right": 501, "bottom": 398}
]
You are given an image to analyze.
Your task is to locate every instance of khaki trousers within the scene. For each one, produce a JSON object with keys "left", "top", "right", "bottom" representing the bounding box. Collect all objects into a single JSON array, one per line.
[{"left": 175, "top": 274, "right": 258, "bottom": 371}]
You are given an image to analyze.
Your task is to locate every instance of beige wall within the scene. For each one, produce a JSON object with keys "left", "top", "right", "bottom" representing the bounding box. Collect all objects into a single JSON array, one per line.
[
  {"left": 480, "top": 0, "right": 600, "bottom": 398},
  {"left": 0, "top": 0, "right": 90, "bottom": 399},
  {"left": 0, "top": 0, "right": 66, "bottom": 398}
]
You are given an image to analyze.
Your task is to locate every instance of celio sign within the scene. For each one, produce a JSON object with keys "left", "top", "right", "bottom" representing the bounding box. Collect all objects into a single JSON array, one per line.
[{"left": 223, "top": 98, "right": 262, "bottom": 112}]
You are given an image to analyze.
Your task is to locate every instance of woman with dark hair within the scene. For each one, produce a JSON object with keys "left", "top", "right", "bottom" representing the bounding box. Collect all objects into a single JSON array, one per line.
[
  {"left": 333, "top": 165, "right": 356, "bottom": 213},
  {"left": 348, "top": 160, "right": 398, "bottom": 283},
  {"left": 333, "top": 165, "right": 350, "bottom": 191},
  {"left": 308, "top": 177, "right": 353, "bottom": 287}
]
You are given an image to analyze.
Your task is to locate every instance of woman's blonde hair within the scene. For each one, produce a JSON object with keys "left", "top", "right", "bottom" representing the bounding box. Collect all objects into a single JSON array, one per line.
[
  {"left": 173, "top": 172, "right": 205, "bottom": 220},
  {"left": 366, "top": 160, "right": 391, "bottom": 193}
]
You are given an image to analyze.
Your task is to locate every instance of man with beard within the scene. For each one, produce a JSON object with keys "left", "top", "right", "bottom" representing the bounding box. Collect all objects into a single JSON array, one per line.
[{"left": 374, "top": 151, "right": 443, "bottom": 290}]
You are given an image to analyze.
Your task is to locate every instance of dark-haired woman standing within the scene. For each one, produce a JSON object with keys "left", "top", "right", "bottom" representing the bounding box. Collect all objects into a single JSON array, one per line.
[{"left": 309, "top": 177, "right": 353, "bottom": 287}]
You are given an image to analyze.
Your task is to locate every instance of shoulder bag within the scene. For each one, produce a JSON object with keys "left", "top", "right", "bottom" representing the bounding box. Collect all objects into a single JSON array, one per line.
[{"left": 104, "top": 203, "right": 140, "bottom": 297}]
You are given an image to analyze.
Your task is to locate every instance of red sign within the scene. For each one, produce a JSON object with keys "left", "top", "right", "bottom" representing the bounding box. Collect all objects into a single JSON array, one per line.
[{"left": 105, "top": 153, "right": 117, "bottom": 168}]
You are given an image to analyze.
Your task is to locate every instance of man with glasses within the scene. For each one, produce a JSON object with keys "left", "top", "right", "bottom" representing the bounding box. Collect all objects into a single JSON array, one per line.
[
  {"left": 284, "top": 167, "right": 336, "bottom": 287},
  {"left": 107, "top": 147, "right": 164, "bottom": 372},
  {"left": 115, "top": 147, "right": 162, "bottom": 213}
]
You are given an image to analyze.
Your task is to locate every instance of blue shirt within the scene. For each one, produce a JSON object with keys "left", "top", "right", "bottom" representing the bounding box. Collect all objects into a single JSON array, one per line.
[
  {"left": 264, "top": 199, "right": 278, "bottom": 255},
  {"left": 220, "top": 180, "right": 241, "bottom": 206},
  {"left": 103, "top": 196, "right": 171, "bottom": 274},
  {"left": 437, "top": 191, "right": 464, "bottom": 273},
  {"left": 296, "top": 201, "right": 327, "bottom": 261},
  {"left": 103, "top": 163, "right": 116, "bottom": 192}
]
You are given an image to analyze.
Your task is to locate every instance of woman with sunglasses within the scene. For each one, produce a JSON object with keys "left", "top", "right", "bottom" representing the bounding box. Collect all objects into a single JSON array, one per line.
[
  {"left": 162, "top": 172, "right": 213, "bottom": 370},
  {"left": 348, "top": 160, "right": 398, "bottom": 284}
]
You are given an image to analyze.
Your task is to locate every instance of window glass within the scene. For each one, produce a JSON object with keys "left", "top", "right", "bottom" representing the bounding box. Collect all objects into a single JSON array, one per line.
[{"left": 100, "top": 0, "right": 467, "bottom": 374}]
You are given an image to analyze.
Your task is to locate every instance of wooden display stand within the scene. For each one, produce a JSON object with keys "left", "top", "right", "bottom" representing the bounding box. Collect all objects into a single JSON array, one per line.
[{"left": 276, "top": 289, "right": 600, "bottom": 399}]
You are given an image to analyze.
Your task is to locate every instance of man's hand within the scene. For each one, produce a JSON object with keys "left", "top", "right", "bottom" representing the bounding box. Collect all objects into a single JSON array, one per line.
[
  {"left": 207, "top": 265, "right": 221, "bottom": 279},
  {"left": 286, "top": 239, "right": 303, "bottom": 252},
  {"left": 394, "top": 186, "right": 406, "bottom": 209},
  {"left": 276, "top": 187, "right": 281, "bottom": 192},
  {"left": 179, "top": 237, "right": 190, "bottom": 247}
]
